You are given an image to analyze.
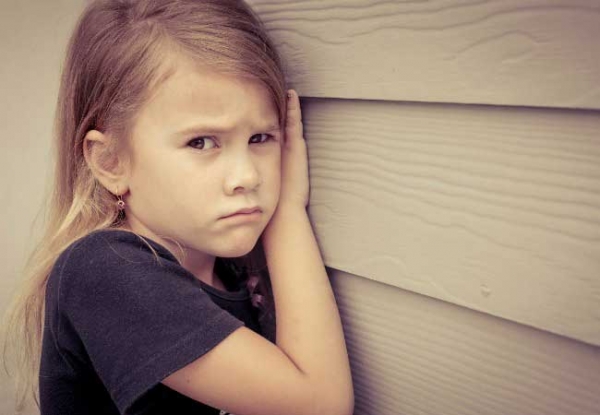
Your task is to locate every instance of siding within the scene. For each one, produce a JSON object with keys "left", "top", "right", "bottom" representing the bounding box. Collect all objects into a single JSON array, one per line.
[
  {"left": 303, "top": 98, "right": 600, "bottom": 346},
  {"left": 332, "top": 269, "right": 600, "bottom": 415},
  {"left": 249, "top": 0, "right": 600, "bottom": 413},
  {"left": 250, "top": 0, "right": 600, "bottom": 109}
]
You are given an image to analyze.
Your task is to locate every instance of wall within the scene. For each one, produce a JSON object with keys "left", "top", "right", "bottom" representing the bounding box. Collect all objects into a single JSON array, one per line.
[
  {"left": 248, "top": 0, "right": 600, "bottom": 414},
  {"left": 0, "top": 1, "right": 85, "bottom": 414}
]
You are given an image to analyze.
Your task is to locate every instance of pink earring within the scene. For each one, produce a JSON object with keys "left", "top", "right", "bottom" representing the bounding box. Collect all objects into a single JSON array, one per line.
[{"left": 115, "top": 189, "right": 125, "bottom": 210}]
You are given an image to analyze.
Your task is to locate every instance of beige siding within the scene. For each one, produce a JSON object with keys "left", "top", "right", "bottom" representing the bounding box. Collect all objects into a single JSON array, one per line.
[
  {"left": 250, "top": 0, "right": 600, "bottom": 110},
  {"left": 302, "top": 97, "right": 600, "bottom": 346},
  {"left": 249, "top": 0, "right": 600, "bottom": 413},
  {"left": 331, "top": 268, "right": 600, "bottom": 415}
]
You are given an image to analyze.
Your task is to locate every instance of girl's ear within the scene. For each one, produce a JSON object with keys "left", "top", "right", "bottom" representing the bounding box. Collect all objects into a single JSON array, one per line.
[{"left": 83, "top": 130, "right": 130, "bottom": 194}]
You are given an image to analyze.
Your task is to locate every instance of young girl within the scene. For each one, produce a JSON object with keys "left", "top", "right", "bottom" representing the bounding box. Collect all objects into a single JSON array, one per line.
[{"left": 2, "top": 0, "right": 353, "bottom": 414}]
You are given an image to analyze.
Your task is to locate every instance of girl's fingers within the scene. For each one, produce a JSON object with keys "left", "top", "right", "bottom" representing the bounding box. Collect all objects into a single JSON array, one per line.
[
  {"left": 279, "top": 88, "right": 310, "bottom": 208},
  {"left": 285, "top": 89, "right": 304, "bottom": 143}
]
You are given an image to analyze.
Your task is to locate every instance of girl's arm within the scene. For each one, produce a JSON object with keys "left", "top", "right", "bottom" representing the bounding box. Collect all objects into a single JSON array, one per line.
[
  {"left": 260, "top": 89, "right": 354, "bottom": 411},
  {"left": 163, "top": 90, "right": 354, "bottom": 415}
]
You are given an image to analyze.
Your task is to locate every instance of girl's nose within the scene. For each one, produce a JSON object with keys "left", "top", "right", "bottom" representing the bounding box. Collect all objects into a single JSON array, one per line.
[{"left": 224, "top": 151, "right": 261, "bottom": 195}]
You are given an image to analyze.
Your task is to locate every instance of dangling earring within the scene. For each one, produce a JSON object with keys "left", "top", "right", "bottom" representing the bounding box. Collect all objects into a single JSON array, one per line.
[{"left": 115, "top": 188, "right": 125, "bottom": 211}]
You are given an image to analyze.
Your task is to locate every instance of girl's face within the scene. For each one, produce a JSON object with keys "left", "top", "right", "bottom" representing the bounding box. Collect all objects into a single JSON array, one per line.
[{"left": 122, "top": 58, "right": 282, "bottom": 266}]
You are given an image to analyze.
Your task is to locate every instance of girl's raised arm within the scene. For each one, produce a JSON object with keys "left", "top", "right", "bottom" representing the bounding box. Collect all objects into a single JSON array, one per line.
[{"left": 163, "top": 90, "right": 354, "bottom": 415}]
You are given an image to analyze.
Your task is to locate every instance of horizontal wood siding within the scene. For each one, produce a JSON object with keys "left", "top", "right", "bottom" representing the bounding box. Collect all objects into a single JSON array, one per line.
[
  {"left": 331, "top": 268, "right": 600, "bottom": 415},
  {"left": 249, "top": 1, "right": 600, "bottom": 412},
  {"left": 250, "top": 0, "right": 600, "bottom": 110},
  {"left": 301, "top": 97, "right": 600, "bottom": 346}
]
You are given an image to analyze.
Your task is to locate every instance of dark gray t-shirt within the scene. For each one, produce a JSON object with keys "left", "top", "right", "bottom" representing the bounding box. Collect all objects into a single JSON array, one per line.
[{"left": 40, "top": 229, "right": 272, "bottom": 415}]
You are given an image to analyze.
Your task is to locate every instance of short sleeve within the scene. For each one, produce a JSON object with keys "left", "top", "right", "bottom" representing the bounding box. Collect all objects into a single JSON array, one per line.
[{"left": 52, "top": 230, "right": 244, "bottom": 414}]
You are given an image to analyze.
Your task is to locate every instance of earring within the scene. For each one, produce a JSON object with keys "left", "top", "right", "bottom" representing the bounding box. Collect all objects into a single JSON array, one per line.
[{"left": 115, "top": 188, "right": 125, "bottom": 210}]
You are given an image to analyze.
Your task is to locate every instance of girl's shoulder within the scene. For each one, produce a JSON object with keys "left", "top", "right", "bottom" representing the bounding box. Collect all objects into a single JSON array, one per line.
[
  {"left": 48, "top": 229, "right": 184, "bottom": 297},
  {"left": 56, "top": 228, "right": 176, "bottom": 269}
]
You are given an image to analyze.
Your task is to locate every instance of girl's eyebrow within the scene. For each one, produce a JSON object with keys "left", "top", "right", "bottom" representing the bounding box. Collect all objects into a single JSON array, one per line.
[{"left": 175, "top": 121, "right": 281, "bottom": 137}]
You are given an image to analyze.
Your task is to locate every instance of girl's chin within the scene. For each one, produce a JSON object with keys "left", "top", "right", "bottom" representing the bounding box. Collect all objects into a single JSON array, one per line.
[
  {"left": 217, "top": 248, "right": 254, "bottom": 258},
  {"left": 214, "top": 237, "right": 260, "bottom": 258}
]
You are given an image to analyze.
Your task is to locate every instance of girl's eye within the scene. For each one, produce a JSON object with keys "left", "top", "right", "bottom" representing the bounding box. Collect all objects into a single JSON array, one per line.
[
  {"left": 188, "top": 137, "right": 217, "bottom": 150},
  {"left": 249, "top": 133, "right": 274, "bottom": 144}
]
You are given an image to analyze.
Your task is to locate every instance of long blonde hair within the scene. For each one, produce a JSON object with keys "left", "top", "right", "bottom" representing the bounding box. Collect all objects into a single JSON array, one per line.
[{"left": 2, "top": 0, "right": 286, "bottom": 409}]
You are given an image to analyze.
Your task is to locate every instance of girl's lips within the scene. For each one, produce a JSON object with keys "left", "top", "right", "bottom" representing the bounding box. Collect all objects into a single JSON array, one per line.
[
  {"left": 221, "top": 210, "right": 262, "bottom": 224},
  {"left": 221, "top": 207, "right": 261, "bottom": 219}
]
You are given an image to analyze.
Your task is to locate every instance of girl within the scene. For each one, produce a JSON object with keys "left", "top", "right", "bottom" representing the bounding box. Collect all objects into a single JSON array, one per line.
[{"left": 2, "top": 0, "right": 354, "bottom": 414}]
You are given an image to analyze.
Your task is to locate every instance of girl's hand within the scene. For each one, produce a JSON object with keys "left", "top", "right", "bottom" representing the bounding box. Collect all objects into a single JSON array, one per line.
[{"left": 277, "top": 89, "right": 309, "bottom": 210}]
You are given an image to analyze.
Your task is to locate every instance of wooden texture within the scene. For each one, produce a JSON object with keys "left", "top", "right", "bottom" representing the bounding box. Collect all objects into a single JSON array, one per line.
[
  {"left": 330, "top": 268, "right": 600, "bottom": 415},
  {"left": 302, "top": 97, "right": 600, "bottom": 346},
  {"left": 250, "top": 0, "right": 600, "bottom": 110}
]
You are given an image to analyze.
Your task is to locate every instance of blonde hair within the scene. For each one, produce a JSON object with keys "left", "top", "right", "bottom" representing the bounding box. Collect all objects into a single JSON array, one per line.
[{"left": 2, "top": 0, "right": 286, "bottom": 409}]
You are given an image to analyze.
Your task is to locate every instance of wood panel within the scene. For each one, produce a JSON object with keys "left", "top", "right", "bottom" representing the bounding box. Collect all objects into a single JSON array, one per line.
[
  {"left": 302, "top": 97, "right": 600, "bottom": 345},
  {"left": 250, "top": 0, "right": 600, "bottom": 110},
  {"left": 330, "top": 268, "right": 600, "bottom": 415}
]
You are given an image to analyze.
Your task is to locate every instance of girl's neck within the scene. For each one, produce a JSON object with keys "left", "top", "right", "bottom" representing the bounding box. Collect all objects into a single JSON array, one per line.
[
  {"left": 180, "top": 253, "right": 218, "bottom": 288},
  {"left": 116, "top": 222, "right": 220, "bottom": 289}
]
